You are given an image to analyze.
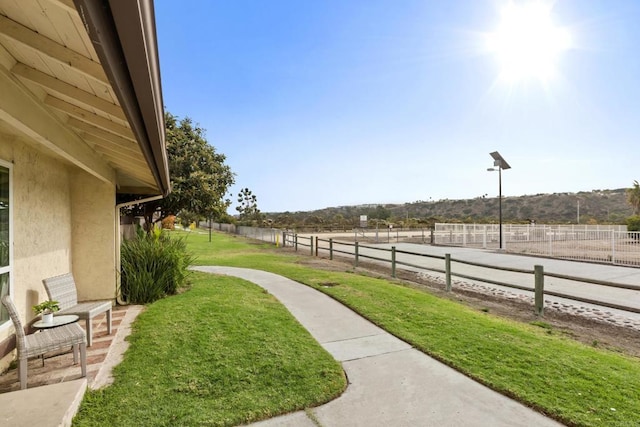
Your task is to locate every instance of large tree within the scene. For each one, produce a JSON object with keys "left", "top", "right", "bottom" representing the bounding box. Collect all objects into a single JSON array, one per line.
[
  {"left": 161, "top": 112, "right": 234, "bottom": 218},
  {"left": 128, "top": 112, "right": 235, "bottom": 228}
]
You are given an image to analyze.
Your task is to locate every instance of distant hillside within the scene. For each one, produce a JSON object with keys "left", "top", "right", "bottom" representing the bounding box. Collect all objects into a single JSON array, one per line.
[{"left": 265, "top": 189, "right": 634, "bottom": 227}]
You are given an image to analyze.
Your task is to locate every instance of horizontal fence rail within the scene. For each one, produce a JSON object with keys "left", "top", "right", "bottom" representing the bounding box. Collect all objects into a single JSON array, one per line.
[
  {"left": 203, "top": 221, "right": 639, "bottom": 267},
  {"left": 294, "top": 233, "right": 640, "bottom": 316},
  {"left": 203, "top": 223, "right": 640, "bottom": 316}
]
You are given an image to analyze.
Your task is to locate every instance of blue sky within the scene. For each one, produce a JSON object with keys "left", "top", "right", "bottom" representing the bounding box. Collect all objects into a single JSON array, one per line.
[{"left": 155, "top": 0, "right": 640, "bottom": 213}]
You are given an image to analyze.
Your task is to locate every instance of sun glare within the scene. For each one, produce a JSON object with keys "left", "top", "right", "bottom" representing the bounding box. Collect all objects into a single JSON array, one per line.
[{"left": 487, "top": 2, "right": 571, "bottom": 83}]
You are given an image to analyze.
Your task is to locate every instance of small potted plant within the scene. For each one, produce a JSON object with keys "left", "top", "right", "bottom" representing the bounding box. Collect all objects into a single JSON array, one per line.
[{"left": 33, "top": 300, "right": 60, "bottom": 325}]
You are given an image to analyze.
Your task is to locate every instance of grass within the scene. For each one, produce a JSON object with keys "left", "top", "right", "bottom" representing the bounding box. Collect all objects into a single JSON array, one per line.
[
  {"left": 73, "top": 272, "right": 346, "bottom": 427},
  {"left": 183, "top": 229, "right": 640, "bottom": 427}
]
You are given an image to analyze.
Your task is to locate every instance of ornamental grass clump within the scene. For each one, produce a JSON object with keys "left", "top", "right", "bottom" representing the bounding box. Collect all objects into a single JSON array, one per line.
[{"left": 120, "top": 227, "right": 195, "bottom": 303}]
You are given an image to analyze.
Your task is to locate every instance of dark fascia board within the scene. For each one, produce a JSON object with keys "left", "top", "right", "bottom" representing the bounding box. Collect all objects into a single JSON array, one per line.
[{"left": 74, "top": 0, "right": 170, "bottom": 196}]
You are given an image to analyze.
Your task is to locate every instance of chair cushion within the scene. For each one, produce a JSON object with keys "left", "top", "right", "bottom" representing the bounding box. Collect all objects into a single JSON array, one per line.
[
  {"left": 22, "top": 323, "right": 86, "bottom": 359},
  {"left": 57, "top": 301, "right": 112, "bottom": 319}
]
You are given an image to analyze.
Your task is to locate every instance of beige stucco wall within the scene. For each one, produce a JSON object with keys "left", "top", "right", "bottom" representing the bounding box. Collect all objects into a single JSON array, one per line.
[
  {"left": 70, "top": 169, "right": 116, "bottom": 302},
  {"left": 0, "top": 134, "right": 73, "bottom": 344},
  {"left": 0, "top": 132, "right": 117, "bottom": 363}
]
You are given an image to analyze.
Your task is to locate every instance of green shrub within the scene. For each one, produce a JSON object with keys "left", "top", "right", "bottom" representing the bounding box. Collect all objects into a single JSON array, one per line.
[
  {"left": 626, "top": 215, "right": 640, "bottom": 231},
  {"left": 120, "top": 228, "right": 195, "bottom": 303}
]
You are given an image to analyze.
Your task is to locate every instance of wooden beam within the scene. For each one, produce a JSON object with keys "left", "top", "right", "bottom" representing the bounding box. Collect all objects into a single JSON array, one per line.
[
  {"left": 78, "top": 131, "right": 145, "bottom": 160},
  {"left": 105, "top": 161, "right": 154, "bottom": 185},
  {"left": 110, "top": 159, "right": 157, "bottom": 184},
  {"left": 84, "top": 145, "right": 154, "bottom": 185},
  {"left": 51, "top": 0, "right": 78, "bottom": 14},
  {"left": 0, "top": 14, "right": 108, "bottom": 84},
  {"left": 11, "top": 63, "right": 126, "bottom": 120},
  {"left": 89, "top": 138, "right": 149, "bottom": 166},
  {"left": 94, "top": 144, "right": 148, "bottom": 166},
  {"left": 68, "top": 117, "right": 140, "bottom": 150},
  {"left": 45, "top": 95, "right": 135, "bottom": 141},
  {"left": 110, "top": 161, "right": 157, "bottom": 186},
  {"left": 0, "top": 65, "right": 114, "bottom": 184}
]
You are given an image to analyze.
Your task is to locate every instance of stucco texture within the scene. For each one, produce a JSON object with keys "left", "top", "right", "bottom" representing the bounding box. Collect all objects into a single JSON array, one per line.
[
  {"left": 0, "top": 136, "right": 72, "bottom": 330},
  {"left": 0, "top": 134, "right": 116, "bottom": 348},
  {"left": 70, "top": 169, "right": 116, "bottom": 302}
]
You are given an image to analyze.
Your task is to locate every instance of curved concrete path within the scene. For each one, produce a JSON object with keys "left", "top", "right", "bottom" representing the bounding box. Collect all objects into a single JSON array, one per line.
[{"left": 192, "top": 266, "right": 563, "bottom": 427}]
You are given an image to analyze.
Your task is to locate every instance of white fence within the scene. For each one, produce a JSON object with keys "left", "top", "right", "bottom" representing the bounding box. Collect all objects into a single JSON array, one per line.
[
  {"left": 434, "top": 223, "right": 640, "bottom": 266},
  {"left": 202, "top": 221, "right": 640, "bottom": 267}
]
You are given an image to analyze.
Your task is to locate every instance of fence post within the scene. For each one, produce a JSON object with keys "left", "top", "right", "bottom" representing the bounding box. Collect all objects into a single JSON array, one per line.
[
  {"left": 463, "top": 224, "right": 467, "bottom": 246},
  {"left": 329, "top": 238, "right": 333, "bottom": 260},
  {"left": 295, "top": 234, "right": 298, "bottom": 251},
  {"left": 445, "top": 254, "right": 452, "bottom": 292},
  {"left": 611, "top": 231, "right": 616, "bottom": 264},
  {"left": 391, "top": 246, "right": 396, "bottom": 278},
  {"left": 534, "top": 265, "right": 544, "bottom": 316},
  {"left": 315, "top": 236, "right": 319, "bottom": 257},
  {"left": 310, "top": 236, "right": 314, "bottom": 256},
  {"left": 430, "top": 228, "right": 434, "bottom": 244},
  {"left": 282, "top": 231, "right": 286, "bottom": 247},
  {"left": 354, "top": 241, "right": 359, "bottom": 267},
  {"left": 483, "top": 225, "right": 487, "bottom": 249}
]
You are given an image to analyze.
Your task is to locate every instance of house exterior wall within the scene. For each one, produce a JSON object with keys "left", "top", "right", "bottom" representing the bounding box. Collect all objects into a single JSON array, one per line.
[
  {"left": 0, "top": 133, "right": 117, "bottom": 369},
  {"left": 1, "top": 135, "right": 73, "bottom": 316},
  {"left": 70, "top": 169, "right": 116, "bottom": 302},
  {"left": 0, "top": 134, "right": 73, "bottom": 368}
]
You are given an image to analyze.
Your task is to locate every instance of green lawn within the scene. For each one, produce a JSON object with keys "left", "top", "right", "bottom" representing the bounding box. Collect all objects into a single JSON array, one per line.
[
  {"left": 185, "top": 229, "right": 640, "bottom": 427},
  {"left": 73, "top": 271, "right": 346, "bottom": 427}
]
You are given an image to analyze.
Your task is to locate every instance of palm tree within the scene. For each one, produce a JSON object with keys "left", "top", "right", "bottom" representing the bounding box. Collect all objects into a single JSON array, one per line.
[{"left": 626, "top": 180, "right": 640, "bottom": 215}]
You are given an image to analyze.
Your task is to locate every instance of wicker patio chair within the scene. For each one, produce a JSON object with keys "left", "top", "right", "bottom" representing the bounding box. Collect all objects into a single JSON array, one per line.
[
  {"left": 1, "top": 295, "right": 87, "bottom": 389},
  {"left": 42, "top": 273, "right": 112, "bottom": 347}
]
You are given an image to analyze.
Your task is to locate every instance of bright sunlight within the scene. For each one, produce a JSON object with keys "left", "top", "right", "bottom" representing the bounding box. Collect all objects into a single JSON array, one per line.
[{"left": 487, "top": 1, "right": 571, "bottom": 83}]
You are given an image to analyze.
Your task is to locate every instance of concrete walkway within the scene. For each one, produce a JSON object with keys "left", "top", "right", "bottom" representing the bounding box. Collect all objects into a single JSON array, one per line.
[{"left": 193, "top": 266, "right": 563, "bottom": 427}]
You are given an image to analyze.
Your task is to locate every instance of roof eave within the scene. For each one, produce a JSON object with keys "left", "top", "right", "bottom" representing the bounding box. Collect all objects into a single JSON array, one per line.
[{"left": 74, "top": 0, "right": 170, "bottom": 197}]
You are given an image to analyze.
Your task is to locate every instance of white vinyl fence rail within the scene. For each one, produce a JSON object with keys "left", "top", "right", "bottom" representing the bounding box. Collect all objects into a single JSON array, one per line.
[
  {"left": 433, "top": 223, "right": 639, "bottom": 266},
  {"left": 202, "top": 222, "right": 640, "bottom": 267}
]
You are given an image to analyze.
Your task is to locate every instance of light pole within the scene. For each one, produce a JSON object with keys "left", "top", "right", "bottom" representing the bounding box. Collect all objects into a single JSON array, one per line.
[{"left": 487, "top": 151, "right": 511, "bottom": 250}]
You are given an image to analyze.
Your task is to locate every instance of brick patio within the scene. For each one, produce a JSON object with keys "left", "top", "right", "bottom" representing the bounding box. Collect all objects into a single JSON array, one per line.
[{"left": 0, "top": 304, "right": 143, "bottom": 393}]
